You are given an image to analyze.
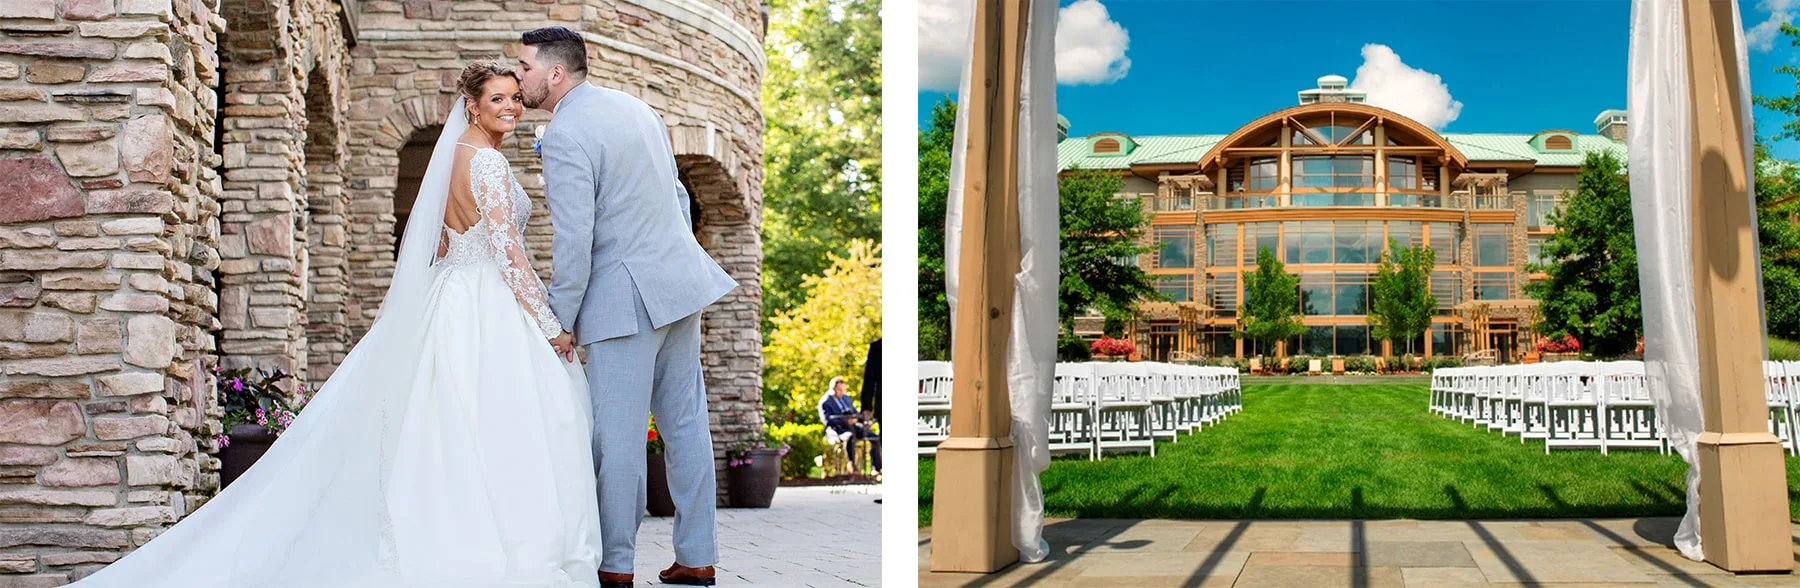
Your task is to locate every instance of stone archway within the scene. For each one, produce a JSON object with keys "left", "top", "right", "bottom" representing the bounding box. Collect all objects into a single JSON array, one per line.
[
  {"left": 341, "top": 94, "right": 455, "bottom": 343},
  {"left": 672, "top": 124, "right": 764, "bottom": 501}
]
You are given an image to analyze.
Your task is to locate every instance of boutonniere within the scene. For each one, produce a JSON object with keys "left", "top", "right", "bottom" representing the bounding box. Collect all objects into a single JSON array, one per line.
[{"left": 532, "top": 125, "right": 546, "bottom": 155}]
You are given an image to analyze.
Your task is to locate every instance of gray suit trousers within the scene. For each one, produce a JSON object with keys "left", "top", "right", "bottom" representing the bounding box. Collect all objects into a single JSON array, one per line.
[{"left": 584, "top": 295, "right": 717, "bottom": 573}]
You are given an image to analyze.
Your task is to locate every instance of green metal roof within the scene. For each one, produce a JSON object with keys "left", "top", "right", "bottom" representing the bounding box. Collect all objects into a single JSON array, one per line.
[{"left": 1057, "top": 131, "right": 1626, "bottom": 171}]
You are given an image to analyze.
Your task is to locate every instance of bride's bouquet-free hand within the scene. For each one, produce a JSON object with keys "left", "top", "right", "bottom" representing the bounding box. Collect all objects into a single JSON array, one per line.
[{"left": 213, "top": 366, "right": 307, "bottom": 448}]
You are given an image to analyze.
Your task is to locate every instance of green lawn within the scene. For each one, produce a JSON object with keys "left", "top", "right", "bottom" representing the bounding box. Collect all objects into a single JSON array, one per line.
[{"left": 920, "top": 382, "right": 1800, "bottom": 526}]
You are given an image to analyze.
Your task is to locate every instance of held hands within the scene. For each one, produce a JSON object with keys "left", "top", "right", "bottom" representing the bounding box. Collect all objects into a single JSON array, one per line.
[{"left": 549, "top": 331, "right": 577, "bottom": 362}]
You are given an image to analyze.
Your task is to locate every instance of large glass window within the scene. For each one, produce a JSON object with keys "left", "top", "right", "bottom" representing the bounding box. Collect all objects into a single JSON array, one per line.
[
  {"left": 1527, "top": 192, "right": 1561, "bottom": 229},
  {"left": 1527, "top": 236, "right": 1550, "bottom": 267},
  {"left": 1336, "top": 325, "right": 1369, "bottom": 355},
  {"left": 1387, "top": 221, "right": 1423, "bottom": 253},
  {"left": 1293, "top": 155, "right": 1374, "bottom": 190},
  {"left": 1431, "top": 271, "right": 1462, "bottom": 316},
  {"left": 1427, "top": 222, "right": 1462, "bottom": 264},
  {"left": 1307, "top": 124, "right": 1372, "bottom": 145},
  {"left": 1335, "top": 272, "right": 1370, "bottom": 315},
  {"left": 1248, "top": 157, "right": 1278, "bottom": 191},
  {"left": 1302, "top": 326, "right": 1334, "bottom": 355},
  {"left": 1430, "top": 323, "right": 1454, "bottom": 357},
  {"left": 1156, "top": 225, "right": 1195, "bottom": 269},
  {"left": 1285, "top": 221, "right": 1333, "bottom": 265},
  {"left": 1334, "top": 221, "right": 1380, "bottom": 264},
  {"left": 1299, "top": 273, "right": 1333, "bottom": 315},
  {"left": 1474, "top": 224, "right": 1511, "bottom": 267},
  {"left": 1206, "top": 224, "right": 1238, "bottom": 266},
  {"left": 1158, "top": 274, "right": 1193, "bottom": 302},
  {"left": 1244, "top": 222, "right": 1280, "bottom": 266},
  {"left": 1475, "top": 272, "right": 1513, "bottom": 300},
  {"left": 1208, "top": 273, "right": 1238, "bottom": 317},
  {"left": 1388, "top": 156, "right": 1418, "bottom": 190}
]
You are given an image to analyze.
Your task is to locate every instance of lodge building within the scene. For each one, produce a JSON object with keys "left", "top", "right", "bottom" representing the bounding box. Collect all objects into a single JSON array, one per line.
[{"left": 1062, "top": 75, "right": 1627, "bottom": 363}]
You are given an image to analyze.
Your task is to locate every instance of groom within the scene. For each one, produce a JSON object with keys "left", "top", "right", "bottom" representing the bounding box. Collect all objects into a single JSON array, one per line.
[{"left": 518, "top": 26, "right": 738, "bottom": 588}]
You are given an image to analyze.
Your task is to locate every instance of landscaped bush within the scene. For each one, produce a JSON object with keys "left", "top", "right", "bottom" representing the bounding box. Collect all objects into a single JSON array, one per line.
[
  {"left": 767, "top": 421, "right": 828, "bottom": 480},
  {"left": 1057, "top": 331, "right": 1092, "bottom": 362},
  {"left": 1344, "top": 356, "right": 1378, "bottom": 374},
  {"left": 1286, "top": 355, "right": 1311, "bottom": 373}
]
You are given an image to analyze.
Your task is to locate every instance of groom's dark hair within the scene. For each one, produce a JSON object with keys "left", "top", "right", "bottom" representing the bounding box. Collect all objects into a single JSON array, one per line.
[{"left": 522, "top": 26, "right": 588, "bottom": 77}]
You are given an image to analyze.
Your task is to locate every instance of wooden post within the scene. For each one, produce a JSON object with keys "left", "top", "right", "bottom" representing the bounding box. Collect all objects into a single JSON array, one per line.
[
  {"left": 929, "top": 0, "right": 1030, "bottom": 574},
  {"left": 1681, "top": 0, "right": 1793, "bottom": 573}
]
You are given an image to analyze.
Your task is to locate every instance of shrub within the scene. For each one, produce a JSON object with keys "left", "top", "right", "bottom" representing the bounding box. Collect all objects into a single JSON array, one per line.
[
  {"left": 1286, "top": 355, "right": 1311, "bottom": 373},
  {"left": 767, "top": 421, "right": 828, "bottom": 480},
  {"left": 1771, "top": 336, "right": 1800, "bottom": 361},
  {"left": 1058, "top": 331, "right": 1092, "bottom": 362},
  {"left": 1345, "top": 356, "right": 1378, "bottom": 373}
]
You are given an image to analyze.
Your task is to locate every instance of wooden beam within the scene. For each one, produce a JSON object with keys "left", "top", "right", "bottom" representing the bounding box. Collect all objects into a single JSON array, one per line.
[
  {"left": 930, "top": 0, "right": 1031, "bottom": 574},
  {"left": 1680, "top": 0, "right": 1792, "bottom": 573}
]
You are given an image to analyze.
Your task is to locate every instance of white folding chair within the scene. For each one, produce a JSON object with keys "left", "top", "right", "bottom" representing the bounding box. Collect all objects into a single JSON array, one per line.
[
  {"left": 1599, "top": 360, "right": 1664, "bottom": 455},
  {"left": 1144, "top": 363, "right": 1182, "bottom": 442},
  {"left": 1091, "top": 362, "right": 1155, "bottom": 458},
  {"left": 1051, "top": 363, "right": 1099, "bottom": 460},
  {"left": 917, "top": 361, "right": 953, "bottom": 455},
  {"left": 1545, "top": 361, "right": 1604, "bottom": 453}
]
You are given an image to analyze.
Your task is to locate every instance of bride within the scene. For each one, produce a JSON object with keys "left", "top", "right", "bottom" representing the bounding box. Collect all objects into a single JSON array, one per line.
[{"left": 70, "top": 62, "right": 603, "bottom": 587}]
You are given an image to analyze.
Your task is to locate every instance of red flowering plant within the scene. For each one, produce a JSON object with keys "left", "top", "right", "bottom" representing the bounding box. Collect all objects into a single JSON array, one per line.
[
  {"left": 1535, "top": 335, "right": 1581, "bottom": 354},
  {"left": 213, "top": 366, "right": 306, "bottom": 449},
  {"left": 647, "top": 417, "right": 665, "bottom": 454},
  {"left": 1090, "top": 336, "right": 1137, "bottom": 357}
]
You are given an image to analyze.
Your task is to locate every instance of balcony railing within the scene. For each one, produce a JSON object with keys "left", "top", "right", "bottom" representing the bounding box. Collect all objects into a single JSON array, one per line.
[
  {"left": 1204, "top": 195, "right": 1280, "bottom": 210},
  {"left": 1453, "top": 190, "right": 1519, "bottom": 210},
  {"left": 1193, "top": 191, "right": 1525, "bottom": 211},
  {"left": 1154, "top": 193, "right": 1201, "bottom": 212}
]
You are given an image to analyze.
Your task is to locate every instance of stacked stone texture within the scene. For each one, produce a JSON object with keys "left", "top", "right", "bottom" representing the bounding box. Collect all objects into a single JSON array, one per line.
[
  {"left": 0, "top": 0, "right": 764, "bottom": 582},
  {"left": 0, "top": 0, "right": 232, "bottom": 583}
]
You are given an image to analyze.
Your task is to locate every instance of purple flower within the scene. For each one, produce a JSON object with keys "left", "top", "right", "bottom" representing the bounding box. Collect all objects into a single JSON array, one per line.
[
  {"left": 214, "top": 434, "right": 230, "bottom": 449},
  {"left": 232, "top": 379, "right": 244, "bottom": 392}
]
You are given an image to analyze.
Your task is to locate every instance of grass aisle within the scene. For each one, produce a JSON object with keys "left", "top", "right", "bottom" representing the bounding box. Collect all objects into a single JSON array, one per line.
[{"left": 919, "top": 382, "right": 1800, "bottom": 526}]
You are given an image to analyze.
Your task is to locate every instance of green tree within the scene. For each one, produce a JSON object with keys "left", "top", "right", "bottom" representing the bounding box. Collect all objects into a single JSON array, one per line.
[
  {"left": 918, "top": 99, "right": 955, "bottom": 360},
  {"left": 1525, "top": 151, "right": 1641, "bottom": 357},
  {"left": 1757, "top": 143, "right": 1800, "bottom": 339},
  {"left": 760, "top": 0, "right": 882, "bottom": 330},
  {"left": 762, "top": 240, "right": 882, "bottom": 424},
  {"left": 1236, "top": 247, "right": 1306, "bottom": 355},
  {"left": 1367, "top": 239, "right": 1437, "bottom": 355},
  {"left": 1057, "top": 168, "right": 1158, "bottom": 335},
  {"left": 1752, "top": 23, "right": 1800, "bottom": 142}
]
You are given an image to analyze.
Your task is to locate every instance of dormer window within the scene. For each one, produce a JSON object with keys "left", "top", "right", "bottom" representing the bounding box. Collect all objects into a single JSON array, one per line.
[
  {"left": 1531, "top": 130, "right": 1578, "bottom": 153},
  {"left": 1545, "top": 135, "right": 1572, "bottom": 151},
  {"left": 1094, "top": 138, "right": 1121, "bottom": 154}
]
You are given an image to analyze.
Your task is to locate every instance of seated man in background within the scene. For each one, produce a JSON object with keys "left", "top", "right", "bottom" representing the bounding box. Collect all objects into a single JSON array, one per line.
[{"left": 819, "top": 376, "right": 880, "bottom": 475}]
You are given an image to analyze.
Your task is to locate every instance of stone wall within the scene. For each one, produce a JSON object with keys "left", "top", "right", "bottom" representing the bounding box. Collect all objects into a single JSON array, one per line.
[
  {"left": 0, "top": 0, "right": 241, "bottom": 582},
  {"left": 0, "top": 2, "right": 766, "bottom": 581}
]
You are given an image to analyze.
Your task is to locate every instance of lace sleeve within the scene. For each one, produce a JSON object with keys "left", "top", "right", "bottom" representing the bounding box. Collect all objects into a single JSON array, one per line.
[{"left": 470, "top": 150, "right": 563, "bottom": 339}]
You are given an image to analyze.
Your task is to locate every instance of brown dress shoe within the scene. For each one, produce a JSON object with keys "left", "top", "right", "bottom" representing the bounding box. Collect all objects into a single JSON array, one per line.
[
  {"left": 659, "top": 562, "right": 717, "bottom": 586},
  {"left": 598, "top": 571, "right": 633, "bottom": 588}
]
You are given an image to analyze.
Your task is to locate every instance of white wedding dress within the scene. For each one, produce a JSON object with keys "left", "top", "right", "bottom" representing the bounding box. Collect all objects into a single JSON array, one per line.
[{"left": 71, "top": 103, "right": 602, "bottom": 588}]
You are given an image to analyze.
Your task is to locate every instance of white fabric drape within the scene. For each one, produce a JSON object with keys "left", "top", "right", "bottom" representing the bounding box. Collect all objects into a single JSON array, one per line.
[
  {"left": 1627, "top": 0, "right": 1760, "bottom": 562},
  {"left": 944, "top": 0, "right": 1060, "bottom": 563}
]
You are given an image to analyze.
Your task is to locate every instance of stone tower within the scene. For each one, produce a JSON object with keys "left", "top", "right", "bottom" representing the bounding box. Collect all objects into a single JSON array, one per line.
[{"left": 0, "top": 0, "right": 765, "bottom": 582}]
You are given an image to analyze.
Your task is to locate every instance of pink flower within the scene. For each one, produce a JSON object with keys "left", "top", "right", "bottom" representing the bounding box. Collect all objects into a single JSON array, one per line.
[
  {"left": 214, "top": 434, "right": 230, "bottom": 449},
  {"left": 254, "top": 408, "right": 268, "bottom": 426},
  {"left": 232, "top": 379, "right": 244, "bottom": 392}
]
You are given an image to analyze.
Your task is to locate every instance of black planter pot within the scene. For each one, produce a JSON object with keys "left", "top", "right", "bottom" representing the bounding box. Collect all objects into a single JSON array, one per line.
[
  {"left": 219, "top": 424, "right": 276, "bottom": 488},
  {"left": 646, "top": 451, "right": 676, "bottom": 517},
  {"left": 727, "top": 448, "right": 781, "bottom": 508}
]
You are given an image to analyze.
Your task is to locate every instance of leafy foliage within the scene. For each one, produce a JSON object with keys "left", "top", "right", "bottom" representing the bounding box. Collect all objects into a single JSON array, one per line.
[
  {"left": 1058, "top": 168, "right": 1158, "bottom": 333},
  {"left": 1367, "top": 239, "right": 1437, "bottom": 355},
  {"left": 213, "top": 366, "right": 305, "bottom": 448},
  {"left": 760, "top": 0, "right": 882, "bottom": 330},
  {"left": 1237, "top": 247, "right": 1307, "bottom": 351},
  {"left": 1757, "top": 143, "right": 1800, "bottom": 339},
  {"left": 1752, "top": 23, "right": 1800, "bottom": 143},
  {"left": 1524, "top": 152, "right": 1642, "bottom": 358},
  {"left": 762, "top": 241, "right": 882, "bottom": 424},
  {"left": 918, "top": 99, "right": 955, "bottom": 360}
]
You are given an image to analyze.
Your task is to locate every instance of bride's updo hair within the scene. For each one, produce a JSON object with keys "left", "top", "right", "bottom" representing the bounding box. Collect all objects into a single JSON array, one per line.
[{"left": 457, "top": 61, "right": 516, "bottom": 104}]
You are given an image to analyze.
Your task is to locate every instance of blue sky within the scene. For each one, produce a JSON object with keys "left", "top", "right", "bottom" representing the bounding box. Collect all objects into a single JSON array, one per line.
[{"left": 917, "top": 0, "right": 1800, "bottom": 161}]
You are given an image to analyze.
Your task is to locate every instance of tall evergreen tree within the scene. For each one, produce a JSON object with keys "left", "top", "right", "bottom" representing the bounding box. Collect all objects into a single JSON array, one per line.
[
  {"left": 1237, "top": 247, "right": 1307, "bottom": 355},
  {"left": 918, "top": 99, "right": 955, "bottom": 360},
  {"left": 1524, "top": 151, "right": 1641, "bottom": 357},
  {"left": 1368, "top": 239, "right": 1437, "bottom": 355}
]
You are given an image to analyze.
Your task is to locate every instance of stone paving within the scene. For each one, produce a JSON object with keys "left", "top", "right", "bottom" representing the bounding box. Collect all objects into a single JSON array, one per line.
[
  {"left": 634, "top": 484, "right": 882, "bottom": 586},
  {"left": 920, "top": 517, "right": 1800, "bottom": 587}
]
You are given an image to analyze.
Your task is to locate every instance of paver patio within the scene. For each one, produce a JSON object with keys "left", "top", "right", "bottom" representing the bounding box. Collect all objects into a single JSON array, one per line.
[
  {"left": 919, "top": 517, "right": 1800, "bottom": 587},
  {"left": 633, "top": 484, "right": 881, "bottom": 586}
]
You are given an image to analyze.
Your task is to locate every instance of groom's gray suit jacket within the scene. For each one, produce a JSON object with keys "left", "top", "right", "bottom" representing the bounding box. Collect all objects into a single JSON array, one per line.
[{"left": 541, "top": 83, "right": 737, "bottom": 345}]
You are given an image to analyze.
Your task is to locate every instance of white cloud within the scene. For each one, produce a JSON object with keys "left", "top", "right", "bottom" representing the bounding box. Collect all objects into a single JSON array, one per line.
[
  {"left": 1055, "top": 0, "right": 1131, "bottom": 85},
  {"left": 916, "top": 0, "right": 1132, "bottom": 92},
  {"left": 917, "top": 0, "right": 972, "bottom": 92},
  {"left": 1349, "top": 44, "right": 1463, "bottom": 130},
  {"left": 1745, "top": 0, "right": 1796, "bottom": 52}
]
